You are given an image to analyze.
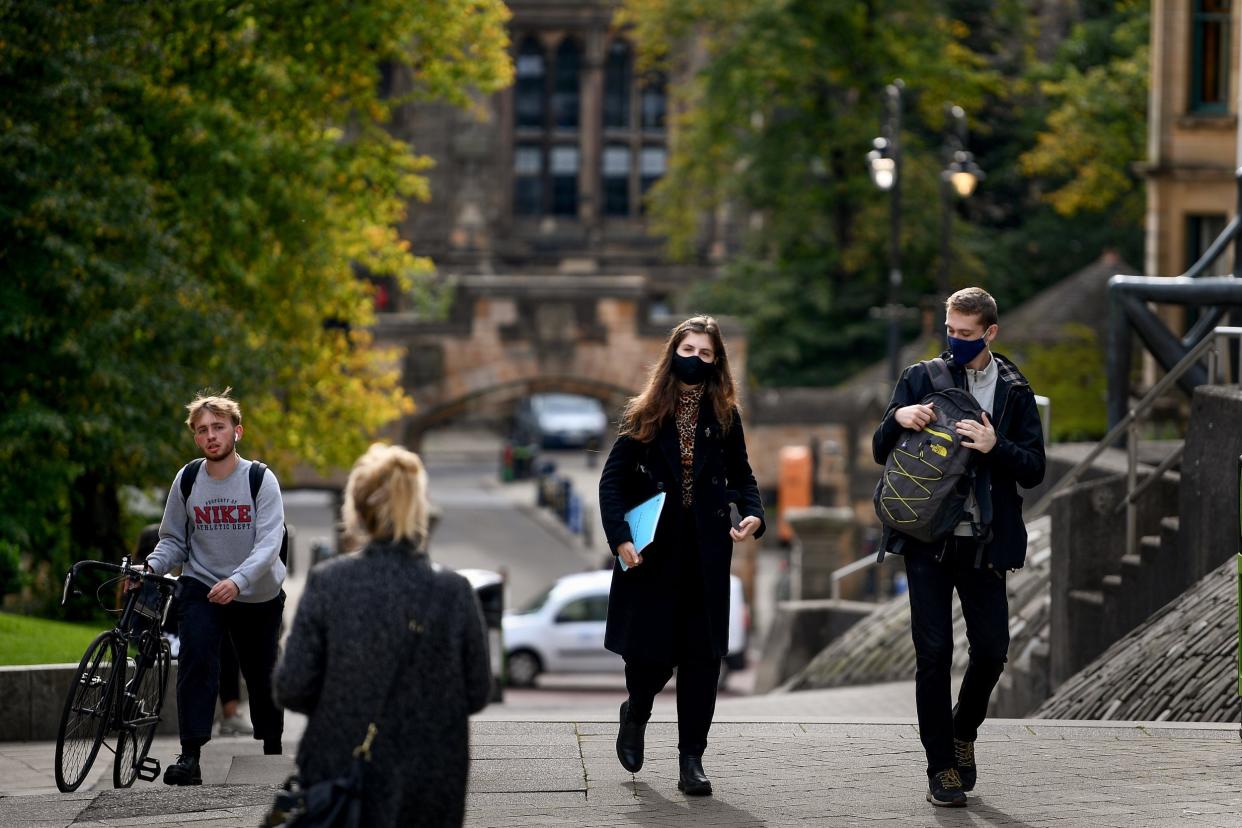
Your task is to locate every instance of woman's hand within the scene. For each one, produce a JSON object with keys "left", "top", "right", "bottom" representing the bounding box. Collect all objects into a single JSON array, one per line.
[
  {"left": 617, "top": 542, "right": 643, "bottom": 569},
  {"left": 730, "top": 516, "right": 761, "bottom": 543}
]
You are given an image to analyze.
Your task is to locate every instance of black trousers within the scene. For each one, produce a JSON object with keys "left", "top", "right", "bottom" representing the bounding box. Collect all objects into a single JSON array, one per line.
[
  {"left": 218, "top": 635, "right": 240, "bottom": 706},
  {"left": 904, "top": 537, "right": 1009, "bottom": 777},
  {"left": 623, "top": 507, "right": 720, "bottom": 757},
  {"left": 624, "top": 657, "right": 720, "bottom": 757},
  {"left": 176, "top": 576, "right": 284, "bottom": 749}
]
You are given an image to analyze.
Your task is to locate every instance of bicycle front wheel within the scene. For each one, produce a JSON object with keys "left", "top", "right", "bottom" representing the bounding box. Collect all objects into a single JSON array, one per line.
[
  {"left": 113, "top": 635, "right": 171, "bottom": 788},
  {"left": 55, "top": 631, "right": 121, "bottom": 792}
]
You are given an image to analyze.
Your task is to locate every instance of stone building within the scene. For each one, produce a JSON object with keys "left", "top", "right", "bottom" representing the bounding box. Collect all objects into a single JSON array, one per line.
[
  {"left": 358, "top": 0, "right": 759, "bottom": 454},
  {"left": 378, "top": 0, "right": 728, "bottom": 311},
  {"left": 1147, "top": 0, "right": 1239, "bottom": 278}
]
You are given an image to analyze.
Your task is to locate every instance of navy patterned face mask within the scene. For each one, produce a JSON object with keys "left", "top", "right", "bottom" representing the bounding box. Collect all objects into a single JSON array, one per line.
[{"left": 947, "top": 334, "right": 988, "bottom": 366}]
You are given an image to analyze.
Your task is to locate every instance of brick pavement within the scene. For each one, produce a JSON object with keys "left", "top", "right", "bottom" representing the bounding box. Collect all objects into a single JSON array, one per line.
[{"left": 2, "top": 715, "right": 1239, "bottom": 827}]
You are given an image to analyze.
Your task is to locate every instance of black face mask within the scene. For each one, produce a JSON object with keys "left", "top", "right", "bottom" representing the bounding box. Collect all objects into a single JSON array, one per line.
[{"left": 672, "top": 353, "right": 712, "bottom": 386}]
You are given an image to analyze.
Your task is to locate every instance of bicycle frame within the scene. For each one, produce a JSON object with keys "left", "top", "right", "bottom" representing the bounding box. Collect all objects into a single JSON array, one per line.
[{"left": 61, "top": 559, "right": 176, "bottom": 741}]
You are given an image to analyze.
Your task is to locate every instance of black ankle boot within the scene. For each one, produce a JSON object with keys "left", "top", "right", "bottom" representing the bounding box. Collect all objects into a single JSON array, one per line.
[
  {"left": 163, "top": 752, "right": 202, "bottom": 786},
  {"left": 678, "top": 755, "right": 712, "bottom": 796},
  {"left": 616, "top": 700, "right": 648, "bottom": 773}
]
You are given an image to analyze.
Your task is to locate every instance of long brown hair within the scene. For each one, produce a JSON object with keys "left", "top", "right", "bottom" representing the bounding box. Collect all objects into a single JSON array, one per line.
[{"left": 619, "top": 315, "right": 738, "bottom": 442}]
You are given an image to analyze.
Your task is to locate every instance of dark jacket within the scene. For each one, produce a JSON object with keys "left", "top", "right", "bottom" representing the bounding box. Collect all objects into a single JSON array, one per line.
[
  {"left": 273, "top": 542, "right": 491, "bottom": 828},
  {"left": 599, "top": 402, "right": 765, "bottom": 663},
  {"left": 872, "top": 351, "right": 1046, "bottom": 570}
]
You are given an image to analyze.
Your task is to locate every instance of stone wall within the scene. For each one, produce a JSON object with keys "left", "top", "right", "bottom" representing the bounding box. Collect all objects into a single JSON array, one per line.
[
  {"left": 1048, "top": 472, "right": 1181, "bottom": 687},
  {"left": 1177, "top": 385, "right": 1242, "bottom": 583},
  {"left": 752, "top": 599, "right": 876, "bottom": 694},
  {"left": 0, "top": 663, "right": 179, "bottom": 742}
]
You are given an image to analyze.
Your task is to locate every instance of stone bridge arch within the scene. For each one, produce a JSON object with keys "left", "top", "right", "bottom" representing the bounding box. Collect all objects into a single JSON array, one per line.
[{"left": 373, "top": 275, "right": 748, "bottom": 447}]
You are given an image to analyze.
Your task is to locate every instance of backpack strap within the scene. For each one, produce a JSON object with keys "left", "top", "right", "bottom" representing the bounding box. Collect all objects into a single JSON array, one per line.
[
  {"left": 923, "top": 357, "right": 955, "bottom": 392},
  {"left": 179, "top": 458, "right": 206, "bottom": 542},
  {"left": 248, "top": 460, "right": 267, "bottom": 503},
  {"left": 179, "top": 458, "right": 205, "bottom": 503},
  {"left": 247, "top": 460, "right": 288, "bottom": 565},
  {"left": 970, "top": 467, "right": 995, "bottom": 568},
  {"left": 875, "top": 525, "right": 905, "bottom": 564}
]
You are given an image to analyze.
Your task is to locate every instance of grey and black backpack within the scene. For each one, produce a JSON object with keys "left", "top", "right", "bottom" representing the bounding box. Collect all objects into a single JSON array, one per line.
[{"left": 873, "top": 358, "right": 991, "bottom": 562}]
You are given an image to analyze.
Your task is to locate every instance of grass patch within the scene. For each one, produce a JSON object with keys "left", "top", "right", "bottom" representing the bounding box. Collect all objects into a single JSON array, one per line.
[{"left": 0, "top": 612, "right": 109, "bottom": 666}]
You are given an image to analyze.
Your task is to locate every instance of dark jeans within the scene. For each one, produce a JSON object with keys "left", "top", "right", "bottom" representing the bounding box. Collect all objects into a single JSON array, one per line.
[
  {"left": 218, "top": 635, "right": 240, "bottom": 706},
  {"left": 904, "top": 537, "right": 1009, "bottom": 777},
  {"left": 624, "top": 657, "right": 721, "bottom": 757},
  {"left": 176, "top": 576, "right": 284, "bottom": 750}
]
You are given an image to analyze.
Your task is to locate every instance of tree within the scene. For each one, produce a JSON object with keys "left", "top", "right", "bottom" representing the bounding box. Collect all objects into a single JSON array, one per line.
[
  {"left": 1019, "top": 0, "right": 1148, "bottom": 226},
  {"left": 620, "top": 0, "right": 995, "bottom": 385},
  {"left": 0, "top": 0, "right": 512, "bottom": 605},
  {"left": 620, "top": 0, "right": 1147, "bottom": 386}
]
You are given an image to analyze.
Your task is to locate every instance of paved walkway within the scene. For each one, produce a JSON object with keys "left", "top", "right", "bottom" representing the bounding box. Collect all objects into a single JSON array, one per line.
[{"left": 3, "top": 713, "right": 1239, "bottom": 826}]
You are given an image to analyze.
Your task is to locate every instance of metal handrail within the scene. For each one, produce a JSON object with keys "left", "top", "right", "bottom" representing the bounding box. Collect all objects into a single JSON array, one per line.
[
  {"left": 830, "top": 554, "right": 880, "bottom": 601},
  {"left": 1030, "top": 327, "right": 1242, "bottom": 561},
  {"left": 1029, "top": 327, "right": 1242, "bottom": 520}
]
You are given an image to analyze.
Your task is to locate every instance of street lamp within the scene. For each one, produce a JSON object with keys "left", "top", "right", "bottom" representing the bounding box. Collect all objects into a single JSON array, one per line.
[
  {"left": 937, "top": 105, "right": 984, "bottom": 301},
  {"left": 866, "top": 80, "right": 905, "bottom": 383}
]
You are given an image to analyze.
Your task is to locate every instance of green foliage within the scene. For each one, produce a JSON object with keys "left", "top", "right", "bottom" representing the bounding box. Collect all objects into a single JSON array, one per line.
[
  {"left": 0, "top": 542, "right": 23, "bottom": 598},
  {"left": 1010, "top": 325, "right": 1108, "bottom": 442},
  {"left": 1020, "top": 1, "right": 1148, "bottom": 224},
  {"left": 0, "top": 0, "right": 511, "bottom": 597},
  {"left": 623, "top": 0, "right": 1146, "bottom": 388},
  {"left": 0, "top": 612, "right": 105, "bottom": 666},
  {"left": 624, "top": 0, "right": 993, "bottom": 385}
]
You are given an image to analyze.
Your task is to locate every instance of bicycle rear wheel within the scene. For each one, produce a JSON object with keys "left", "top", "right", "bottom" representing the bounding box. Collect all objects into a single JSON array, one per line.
[
  {"left": 55, "top": 631, "right": 121, "bottom": 792},
  {"left": 113, "top": 634, "right": 171, "bottom": 787}
]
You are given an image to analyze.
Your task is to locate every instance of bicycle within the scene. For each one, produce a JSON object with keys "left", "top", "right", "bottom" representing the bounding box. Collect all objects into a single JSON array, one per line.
[{"left": 53, "top": 556, "right": 179, "bottom": 793}]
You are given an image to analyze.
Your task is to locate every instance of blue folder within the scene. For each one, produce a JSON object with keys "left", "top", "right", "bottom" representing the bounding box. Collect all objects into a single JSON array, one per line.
[{"left": 618, "top": 492, "right": 666, "bottom": 571}]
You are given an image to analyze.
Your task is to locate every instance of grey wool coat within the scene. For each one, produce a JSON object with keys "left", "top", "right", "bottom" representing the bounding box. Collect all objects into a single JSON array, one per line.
[{"left": 273, "top": 541, "right": 491, "bottom": 828}]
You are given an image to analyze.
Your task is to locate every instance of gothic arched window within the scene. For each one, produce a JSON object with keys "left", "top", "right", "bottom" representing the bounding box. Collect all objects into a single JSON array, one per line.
[
  {"left": 603, "top": 40, "right": 632, "bottom": 129},
  {"left": 553, "top": 38, "right": 582, "bottom": 129},
  {"left": 641, "top": 73, "right": 666, "bottom": 131},
  {"left": 514, "top": 37, "right": 547, "bottom": 129},
  {"left": 600, "top": 39, "right": 667, "bottom": 218}
]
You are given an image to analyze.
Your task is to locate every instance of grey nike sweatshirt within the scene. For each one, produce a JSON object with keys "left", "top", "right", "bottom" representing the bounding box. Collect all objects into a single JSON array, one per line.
[{"left": 147, "top": 456, "right": 286, "bottom": 602}]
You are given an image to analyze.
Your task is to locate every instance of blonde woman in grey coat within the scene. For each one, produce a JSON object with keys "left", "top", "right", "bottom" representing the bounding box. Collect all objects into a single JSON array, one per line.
[{"left": 274, "top": 443, "right": 491, "bottom": 827}]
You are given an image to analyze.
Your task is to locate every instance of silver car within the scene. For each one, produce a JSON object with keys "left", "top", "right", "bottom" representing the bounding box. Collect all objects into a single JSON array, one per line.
[
  {"left": 512, "top": 394, "right": 608, "bottom": 449},
  {"left": 502, "top": 570, "right": 749, "bottom": 687}
]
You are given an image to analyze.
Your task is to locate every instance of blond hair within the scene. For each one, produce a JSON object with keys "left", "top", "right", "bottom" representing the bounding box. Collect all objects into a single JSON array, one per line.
[
  {"left": 343, "top": 443, "right": 430, "bottom": 549},
  {"left": 185, "top": 387, "right": 242, "bottom": 430},
  {"left": 945, "top": 287, "right": 998, "bottom": 328}
]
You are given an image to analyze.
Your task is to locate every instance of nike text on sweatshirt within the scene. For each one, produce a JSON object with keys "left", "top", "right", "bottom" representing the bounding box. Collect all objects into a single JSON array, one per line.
[{"left": 146, "top": 457, "right": 286, "bottom": 602}]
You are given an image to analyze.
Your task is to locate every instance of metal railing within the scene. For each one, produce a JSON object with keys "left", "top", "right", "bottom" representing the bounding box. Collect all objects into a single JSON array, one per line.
[{"left": 1029, "top": 326, "right": 1242, "bottom": 560}]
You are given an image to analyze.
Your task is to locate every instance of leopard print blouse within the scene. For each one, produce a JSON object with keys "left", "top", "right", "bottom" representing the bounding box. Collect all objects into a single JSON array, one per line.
[{"left": 675, "top": 384, "right": 705, "bottom": 507}]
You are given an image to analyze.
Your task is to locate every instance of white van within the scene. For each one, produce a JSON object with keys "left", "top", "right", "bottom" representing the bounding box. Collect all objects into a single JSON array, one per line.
[{"left": 502, "top": 569, "right": 749, "bottom": 687}]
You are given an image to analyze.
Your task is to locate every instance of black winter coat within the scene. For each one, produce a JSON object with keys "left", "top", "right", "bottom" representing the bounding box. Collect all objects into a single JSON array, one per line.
[
  {"left": 599, "top": 402, "right": 765, "bottom": 663},
  {"left": 273, "top": 542, "right": 492, "bottom": 828},
  {"left": 872, "top": 352, "right": 1046, "bottom": 570}
]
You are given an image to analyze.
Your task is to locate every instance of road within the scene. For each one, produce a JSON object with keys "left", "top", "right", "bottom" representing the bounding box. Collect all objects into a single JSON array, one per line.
[{"left": 279, "top": 428, "right": 759, "bottom": 717}]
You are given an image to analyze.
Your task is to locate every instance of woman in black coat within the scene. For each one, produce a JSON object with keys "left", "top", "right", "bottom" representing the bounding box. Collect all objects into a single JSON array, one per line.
[
  {"left": 599, "top": 315, "right": 765, "bottom": 797},
  {"left": 273, "top": 444, "right": 492, "bottom": 827}
]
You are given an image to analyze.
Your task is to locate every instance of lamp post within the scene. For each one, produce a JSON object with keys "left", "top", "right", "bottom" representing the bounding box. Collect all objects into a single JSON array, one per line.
[
  {"left": 867, "top": 80, "right": 905, "bottom": 382},
  {"left": 937, "top": 104, "right": 984, "bottom": 302}
]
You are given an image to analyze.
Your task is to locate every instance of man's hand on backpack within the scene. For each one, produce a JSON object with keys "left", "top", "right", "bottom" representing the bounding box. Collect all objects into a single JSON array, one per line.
[
  {"left": 207, "top": 578, "right": 240, "bottom": 604},
  {"left": 956, "top": 411, "right": 996, "bottom": 453},
  {"left": 896, "top": 403, "right": 935, "bottom": 431}
]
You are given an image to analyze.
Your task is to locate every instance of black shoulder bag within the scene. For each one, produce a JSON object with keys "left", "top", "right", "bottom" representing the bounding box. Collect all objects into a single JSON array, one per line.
[{"left": 264, "top": 578, "right": 440, "bottom": 828}]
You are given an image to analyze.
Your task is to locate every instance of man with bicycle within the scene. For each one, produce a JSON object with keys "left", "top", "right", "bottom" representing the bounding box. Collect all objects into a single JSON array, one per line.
[{"left": 143, "top": 389, "right": 287, "bottom": 785}]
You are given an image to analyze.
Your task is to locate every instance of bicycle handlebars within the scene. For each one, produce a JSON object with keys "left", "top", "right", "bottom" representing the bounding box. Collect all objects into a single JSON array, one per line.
[{"left": 60, "top": 556, "right": 179, "bottom": 607}]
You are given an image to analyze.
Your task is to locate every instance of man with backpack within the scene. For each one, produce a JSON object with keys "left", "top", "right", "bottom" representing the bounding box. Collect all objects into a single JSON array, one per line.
[
  {"left": 872, "top": 288, "right": 1045, "bottom": 807},
  {"left": 143, "top": 389, "right": 287, "bottom": 785}
]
